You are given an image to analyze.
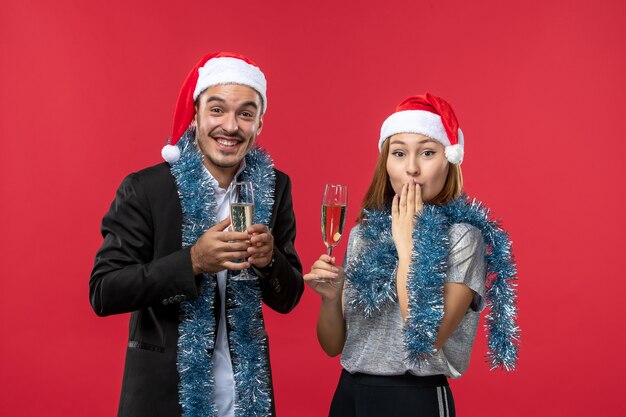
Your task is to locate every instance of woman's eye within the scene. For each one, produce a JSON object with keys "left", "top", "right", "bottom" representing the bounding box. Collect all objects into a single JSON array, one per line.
[
  {"left": 392, "top": 151, "right": 405, "bottom": 157},
  {"left": 423, "top": 150, "right": 435, "bottom": 157}
]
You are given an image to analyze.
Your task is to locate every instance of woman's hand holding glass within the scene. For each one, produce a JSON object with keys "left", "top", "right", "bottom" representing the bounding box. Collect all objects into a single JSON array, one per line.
[
  {"left": 304, "top": 254, "right": 345, "bottom": 300},
  {"left": 391, "top": 180, "right": 424, "bottom": 261}
]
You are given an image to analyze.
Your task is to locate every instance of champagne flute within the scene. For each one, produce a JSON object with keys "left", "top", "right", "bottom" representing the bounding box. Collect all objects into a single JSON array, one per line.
[
  {"left": 316, "top": 184, "right": 348, "bottom": 283},
  {"left": 229, "top": 181, "right": 256, "bottom": 281}
]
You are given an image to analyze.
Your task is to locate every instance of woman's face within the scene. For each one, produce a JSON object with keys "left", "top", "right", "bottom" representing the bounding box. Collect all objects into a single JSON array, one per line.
[{"left": 386, "top": 133, "right": 450, "bottom": 202}]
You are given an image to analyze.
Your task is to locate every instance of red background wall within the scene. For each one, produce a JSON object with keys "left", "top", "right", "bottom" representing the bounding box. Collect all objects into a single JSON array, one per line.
[{"left": 2, "top": 0, "right": 625, "bottom": 416}]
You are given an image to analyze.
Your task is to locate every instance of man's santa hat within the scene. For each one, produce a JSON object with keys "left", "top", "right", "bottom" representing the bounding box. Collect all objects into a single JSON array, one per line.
[
  {"left": 379, "top": 93, "right": 464, "bottom": 164},
  {"left": 161, "top": 52, "right": 267, "bottom": 163}
]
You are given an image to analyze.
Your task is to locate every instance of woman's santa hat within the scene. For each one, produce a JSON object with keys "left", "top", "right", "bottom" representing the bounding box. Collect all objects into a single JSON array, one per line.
[
  {"left": 161, "top": 52, "right": 267, "bottom": 163},
  {"left": 379, "top": 93, "right": 465, "bottom": 164}
]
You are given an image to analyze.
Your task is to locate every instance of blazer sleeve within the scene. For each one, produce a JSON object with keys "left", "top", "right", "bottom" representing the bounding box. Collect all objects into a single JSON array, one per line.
[
  {"left": 89, "top": 172, "right": 199, "bottom": 317},
  {"left": 255, "top": 172, "right": 304, "bottom": 313}
]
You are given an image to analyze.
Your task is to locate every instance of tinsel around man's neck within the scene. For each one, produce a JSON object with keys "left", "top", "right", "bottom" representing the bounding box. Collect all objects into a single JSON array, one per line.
[{"left": 170, "top": 128, "right": 277, "bottom": 417}]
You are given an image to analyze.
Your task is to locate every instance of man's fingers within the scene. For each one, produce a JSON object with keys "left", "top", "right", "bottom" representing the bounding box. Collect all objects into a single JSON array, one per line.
[
  {"left": 248, "top": 256, "right": 271, "bottom": 267},
  {"left": 210, "top": 217, "right": 231, "bottom": 231},
  {"left": 222, "top": 261, "right": 251, "bottom": 270},
  {"left": 247, "top": 254, "right": 270, "bottom": 264},
  {"left": 225, "top": 251, "right": 250, "bottom": 260},
  {"left": 247, "top": 247, "right": 271, "bottom": 258},
  {"left": 219, "top": 231, "right": 251, "bottom": 242},
  {"left": 250, "top": 232, "right": 272, "bottom": 245},
  {"left": 222, "top": 241, "right": 249, "bottom": 251},
  {"left": 247, "top": 224, "right": 270, "bottom": 234}
]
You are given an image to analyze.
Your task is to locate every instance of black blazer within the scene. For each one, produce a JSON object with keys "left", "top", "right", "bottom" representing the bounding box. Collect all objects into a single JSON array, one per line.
[{"left": 90, "top": 162, "right": 303, "bottom": 417}]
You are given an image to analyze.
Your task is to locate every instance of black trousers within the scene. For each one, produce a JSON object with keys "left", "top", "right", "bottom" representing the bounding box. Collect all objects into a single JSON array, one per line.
[{"left": 329, "top": 369, "right": 455, "bottom": 417}]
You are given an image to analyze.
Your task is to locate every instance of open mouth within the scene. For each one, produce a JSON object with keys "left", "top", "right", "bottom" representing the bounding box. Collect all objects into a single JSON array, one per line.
[{"left": 214, "top": 137, "right": 242, "bottom": 149}]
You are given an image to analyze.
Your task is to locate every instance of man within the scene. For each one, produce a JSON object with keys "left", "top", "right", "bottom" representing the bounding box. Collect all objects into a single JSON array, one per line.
[{"left": 90, "top": 52, "right": 303, "bottom": 417}]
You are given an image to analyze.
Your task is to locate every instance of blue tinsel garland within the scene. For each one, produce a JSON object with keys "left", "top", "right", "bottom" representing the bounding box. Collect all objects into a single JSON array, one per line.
[
  {"left": 346, "top": 194, "right": 519, "bottom": 370},
  {"left": 227, "top": 148, "right": 275, "bottom": 417},
  {"left": 171, "top": 129, "right": 275, "bottom": 417}
]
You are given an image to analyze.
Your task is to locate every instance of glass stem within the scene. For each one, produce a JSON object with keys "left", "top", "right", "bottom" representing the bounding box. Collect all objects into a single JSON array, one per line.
[{"left": 326, "top": 246, "right": 334, "bottom": 257}]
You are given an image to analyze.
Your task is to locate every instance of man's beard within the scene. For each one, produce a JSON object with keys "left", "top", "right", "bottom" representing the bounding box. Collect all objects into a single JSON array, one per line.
[{"left": 203, "top": 152, "right": 242, "bottom": 168}]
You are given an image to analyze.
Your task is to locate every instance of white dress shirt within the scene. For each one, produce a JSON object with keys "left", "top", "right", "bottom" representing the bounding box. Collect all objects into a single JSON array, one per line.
[{"left": 205, "top": 161, "right": 247, "bottom": 417}]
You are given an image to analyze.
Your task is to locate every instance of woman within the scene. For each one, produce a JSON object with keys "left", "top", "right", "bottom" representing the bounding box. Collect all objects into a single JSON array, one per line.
[{"left": 305, "top": 94, "right": 519, "bottom": 417}]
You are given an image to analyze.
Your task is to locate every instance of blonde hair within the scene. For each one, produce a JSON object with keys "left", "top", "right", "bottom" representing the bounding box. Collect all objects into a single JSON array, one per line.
[{"left": 357, "top": 139, "right": 463, "bottom": 222}]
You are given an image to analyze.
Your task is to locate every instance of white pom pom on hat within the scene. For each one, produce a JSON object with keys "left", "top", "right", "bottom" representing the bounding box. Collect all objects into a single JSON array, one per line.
[
  {"left": 161, "top": 52, "right": 267, "bottom": 164},
  {"left": 444, "top": 144, "right": 464, "bottom": 165},
  {"left": 379, "top": 93, "right": 465, "bottom": 165},
  {"left": 161, "top": 144, "right": 181, "bottom": 164}
]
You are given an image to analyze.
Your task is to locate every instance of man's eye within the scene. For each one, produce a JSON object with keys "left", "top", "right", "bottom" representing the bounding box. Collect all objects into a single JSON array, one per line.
[
  {"left": 241, "top": 111, "right": 253, "bottom": 118},
  {"left": 210, "top": 107, "right": 223, "bottom": 113}
]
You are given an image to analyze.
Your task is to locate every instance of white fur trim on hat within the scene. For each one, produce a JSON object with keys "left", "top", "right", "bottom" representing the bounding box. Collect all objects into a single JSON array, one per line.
[
  {"left": 379, "top": 110, "right": 464, "bottom": 164},
  {"left": 379, "top": 110, "right": 450, "bottom": 149},
  {"left": 193, "top": 57, "right": 267, "bottom": 112},
  {"left": 161, "top": 144, "right": 181, "bottom": 164}
]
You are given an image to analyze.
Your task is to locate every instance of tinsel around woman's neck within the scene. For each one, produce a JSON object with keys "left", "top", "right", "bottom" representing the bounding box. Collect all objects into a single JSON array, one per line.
[{"left": 346, "top": 194, "right": 520, "bottom": 370}]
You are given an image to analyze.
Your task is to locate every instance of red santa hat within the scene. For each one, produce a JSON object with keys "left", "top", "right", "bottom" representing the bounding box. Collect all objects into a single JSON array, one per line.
[
  {"left": 161, "top": 52, "right": 267, "bottom": 163},
  {"left": 379, "top": 93, "right": 464, "bottom": 164}
]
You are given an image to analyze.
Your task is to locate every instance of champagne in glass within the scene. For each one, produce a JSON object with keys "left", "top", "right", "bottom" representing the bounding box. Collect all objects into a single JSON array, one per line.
[
  {"left": 229, "top": 181, "right": 256, "bottom": 281},
  {"left": 322, "top": 204, "right": 346, "bottom": 251},
  {"left": 316, "top": 184, "right": 348, "bottom": 283},
  {"left": 230, "top": 202, "right": 254, "bottom": 233}
]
